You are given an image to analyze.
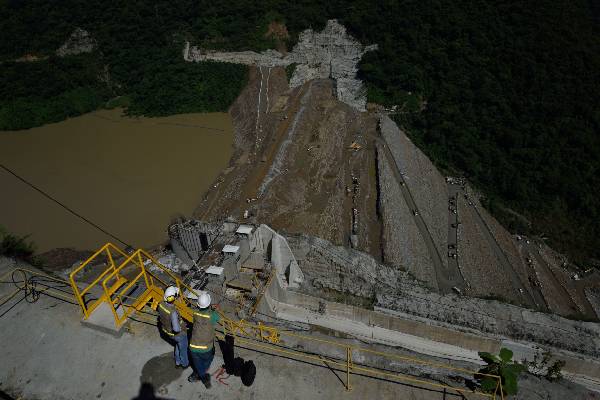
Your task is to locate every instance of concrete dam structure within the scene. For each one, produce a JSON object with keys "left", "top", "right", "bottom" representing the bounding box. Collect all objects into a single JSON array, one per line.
[{"left": 165, "top": 220, "right": 600, "bottom": 384}]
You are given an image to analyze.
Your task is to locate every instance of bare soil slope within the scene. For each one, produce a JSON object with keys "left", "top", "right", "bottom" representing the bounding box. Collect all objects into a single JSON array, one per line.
[{"left": 196, "top": 68, "right": 381, "bottom": 258}]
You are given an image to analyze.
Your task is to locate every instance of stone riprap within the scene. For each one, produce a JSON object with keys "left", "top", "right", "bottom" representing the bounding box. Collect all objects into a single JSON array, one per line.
[
  {"left": 286, "top": 234, "right": 600, "bottom": 359},
  {"left": 285, "top": 21, "right": 377, "bottom": 111},
  {"left": 375, "top": 144, "right": 435, "bottom": 287},
  {"left": 379, "top": 115, "right": 449, "bottom": 270},
  {"left": 184, "top": 20, "right": 377, "bottom": 111},
  {"left": 586, "top": 287, "right": 600, "bottom": 319}
]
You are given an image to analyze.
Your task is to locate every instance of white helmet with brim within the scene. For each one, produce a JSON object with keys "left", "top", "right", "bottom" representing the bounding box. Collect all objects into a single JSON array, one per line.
[
  {"left": 197, "top": 291, "right": 211, "bottom": 308},
  {"left": 164, "top": 286, "right": 179, "bottom": 302}
]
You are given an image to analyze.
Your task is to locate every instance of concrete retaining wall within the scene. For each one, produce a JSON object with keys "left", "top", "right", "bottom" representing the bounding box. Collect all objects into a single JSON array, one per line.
[
  {"left": 257, "top": 228, "right": 600, "bottom": 381},
  {"left": 256, "top": 224, "right": 304, "bottom": 289},
  {"left": 262, "top": 273, "right": 500, "bottom": 355},
  {"left": 261, "top": 258, "right": 600, "bottom": 380}
]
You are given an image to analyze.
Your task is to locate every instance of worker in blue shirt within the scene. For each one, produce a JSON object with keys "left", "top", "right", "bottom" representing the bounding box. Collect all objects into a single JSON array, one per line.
[{"left": 157, "top": 286, "right": 189, "bottom": 369}]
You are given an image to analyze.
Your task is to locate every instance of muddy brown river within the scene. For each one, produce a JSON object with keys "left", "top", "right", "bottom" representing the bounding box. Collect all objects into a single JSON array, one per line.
[{"left": 0, "top": 109, "right": 233, "bottom": 253}]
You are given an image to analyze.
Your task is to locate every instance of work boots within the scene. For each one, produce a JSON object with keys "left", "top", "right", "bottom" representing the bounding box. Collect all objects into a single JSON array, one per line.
[
  {"left": 187, "top": 372, "right": 211, "bottom": 389},
  {"left": 200, "top": 374, "right": 212, "bottom": 389}
]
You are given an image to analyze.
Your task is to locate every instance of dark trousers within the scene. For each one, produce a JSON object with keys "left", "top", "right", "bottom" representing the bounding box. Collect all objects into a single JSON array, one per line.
[{"left": 190, "top": 346, "right": 215, "bottom": 378}]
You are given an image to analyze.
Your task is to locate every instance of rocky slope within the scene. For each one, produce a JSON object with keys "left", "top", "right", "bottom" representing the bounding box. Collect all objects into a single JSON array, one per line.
[
  {"left": 285, "top": 234, "right": 600, "bottom": 360},
  {"left": 184, "top": 20, "right": 376, "bottom": 110},
  {"left": 56, "top": 28, "right": 96, "bottom": 57}
]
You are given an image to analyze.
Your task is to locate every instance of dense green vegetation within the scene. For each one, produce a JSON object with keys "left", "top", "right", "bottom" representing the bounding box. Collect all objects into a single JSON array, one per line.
[
  {"left": 125, "top": 52, "right": 247, "bottom": 116},
  {"left": 348, "top": 1, "right": 600, "bottom": 267},
  {"left": 0, "top": 1, "right": 249, "bottom": 130},
  {"left": 0, "top": 226, "right": 36, "bottom": 259},
  {"left": 1, "top": 0, "right": 598, "bottom": 265},
  {"left": 285, "top": 63, "right": 298, "bottom": 83},
  {"left": 0, "top": 55, "right": 111, "bottom": 129}
]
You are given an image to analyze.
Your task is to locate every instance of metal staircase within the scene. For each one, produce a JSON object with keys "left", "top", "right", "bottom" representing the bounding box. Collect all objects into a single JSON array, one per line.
[{"left": 69, "top": 243, "right": 193, "bottom": 329}]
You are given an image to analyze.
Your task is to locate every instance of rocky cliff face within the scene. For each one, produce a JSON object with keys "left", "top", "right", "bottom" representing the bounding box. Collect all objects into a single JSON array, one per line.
[
  {"left": 184, "top": 20, "right": 376, "bottom": 111},
  {"left": 285, "top": 20, "right": 377, "bottom": 111},
  {"left": 56, "top": 28, "right": 96, "bottom": 57}
]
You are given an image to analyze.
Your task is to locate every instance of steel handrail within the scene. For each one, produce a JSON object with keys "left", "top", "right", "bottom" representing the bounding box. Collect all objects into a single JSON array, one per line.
[
  {"left": 68, "top": 243, "right": 129, "bottom": 318},
  {"left": 102, "top": 248, "right": 199, "bottom": 299},
  {"left": 98, "top": 248, "right": 201, "bottom": 327},
  {"left": 101, "top": 251, "right": 137, "bottom": 290}
]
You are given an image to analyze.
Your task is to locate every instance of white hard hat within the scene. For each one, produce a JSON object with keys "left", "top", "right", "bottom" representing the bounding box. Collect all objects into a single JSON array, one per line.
[
  {"left": 197, "top": 291, "right": 211, "bottom": 308},
  {"left": 164, "top": 286, "right": 179, "bottom": 302}
]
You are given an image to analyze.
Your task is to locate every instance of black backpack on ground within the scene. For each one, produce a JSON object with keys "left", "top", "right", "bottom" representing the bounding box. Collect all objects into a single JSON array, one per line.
[
  {"left": 241, "top": 360, "right": 256, "bottom": 387},
  {"left": 231, "top": 357, "right": 245, "bottom": 376},
  {"left": 219, "top": 334, "right": 256, "bottom": 386}
]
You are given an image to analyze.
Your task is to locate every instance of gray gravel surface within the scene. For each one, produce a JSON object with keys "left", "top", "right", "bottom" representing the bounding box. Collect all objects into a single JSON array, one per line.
[
  {"left": 379, "top": 115, "right": 448, "bottom": 269},
  {"left": 376, "top": 144, "right": 436, "bottom": 287}
]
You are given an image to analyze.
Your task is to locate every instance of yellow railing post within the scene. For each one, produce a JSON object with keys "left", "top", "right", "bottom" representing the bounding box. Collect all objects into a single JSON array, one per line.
[
  {"left": 138, "top": 251, "right": 151, "bottom": 289},
  {"left": 101, "top": 276, "right": 121, "bottom": 327},
  {"left": 69, "top": 274, "right": 88, "bottom": 319},
  {"left": 346, "top": 346, "right": 352, "bottom": 391},
  {"left": 106, "top": 247, "right": 116, "bottom": 279}
]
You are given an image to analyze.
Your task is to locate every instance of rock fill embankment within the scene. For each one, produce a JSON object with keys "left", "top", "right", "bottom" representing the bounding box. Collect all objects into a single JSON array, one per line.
[
  {"left": 376, "top": 144, "right": 435, "bottom": 286},
  {"left": 184, "top": 20, "right": 377, "bottom": 111},
  {"left": 288, "top": 233, "right": 600, "bottom": 359},
  {"left": 379, "top": 115, "right": 449, "bottom": 269}
]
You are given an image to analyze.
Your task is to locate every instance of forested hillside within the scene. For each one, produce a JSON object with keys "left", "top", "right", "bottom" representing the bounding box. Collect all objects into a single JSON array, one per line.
[
  {"left": 1, "top": 0, "right": 598, "bottom": 266},
  {"left": 0, "top": 0, "right": 249, "bottom": 130}
]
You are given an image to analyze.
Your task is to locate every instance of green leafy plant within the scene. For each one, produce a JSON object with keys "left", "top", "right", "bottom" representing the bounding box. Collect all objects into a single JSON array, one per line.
[
  {"left": 477, "top": 348, "right": 526, "bottom": 396},
  {"left": 0, "top": 226, "right": 36, "bottom": 259},
  {"left": 285, "top": 63, "right": 297, "bottom": 83}
]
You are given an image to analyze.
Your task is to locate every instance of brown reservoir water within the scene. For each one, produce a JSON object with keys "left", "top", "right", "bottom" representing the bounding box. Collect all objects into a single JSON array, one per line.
[{"left": 0, "top": 109, "right": 233, "bottom": 253}]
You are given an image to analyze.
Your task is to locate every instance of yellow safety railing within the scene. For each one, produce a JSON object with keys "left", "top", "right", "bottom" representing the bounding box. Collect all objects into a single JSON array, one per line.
[
  {"left": 51, "top": 243, "right": 506, "bottom": 398},
  {"left": 100, "top": 248, "right": 200, "bottom": 327},
  {"left": 220, "top": 318, "right": 280, "bottom": 344},
  {"left": 68, "top": 243, "right": 129, "bottom": 319},
  {"left": 101, "top": 250, "right": 150, "bottom": 327},
  {"left": 216, "top": 315, "right": 504, "bottom": 399}
]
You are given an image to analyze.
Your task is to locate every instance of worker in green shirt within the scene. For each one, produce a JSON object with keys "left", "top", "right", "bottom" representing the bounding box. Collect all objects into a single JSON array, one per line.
[{"left": 187, "top": 291, "right": 220, "bottom": 388}]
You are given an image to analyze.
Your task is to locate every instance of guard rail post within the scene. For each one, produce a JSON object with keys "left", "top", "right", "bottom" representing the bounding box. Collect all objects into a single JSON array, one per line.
[{"left": 346, "top": 346, "right": 352, "bottom": 391}]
